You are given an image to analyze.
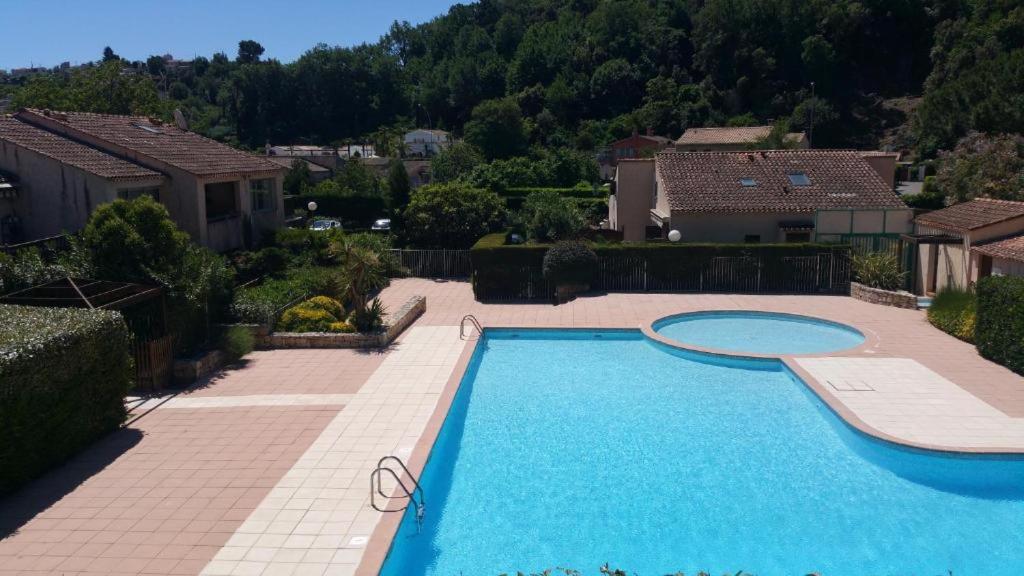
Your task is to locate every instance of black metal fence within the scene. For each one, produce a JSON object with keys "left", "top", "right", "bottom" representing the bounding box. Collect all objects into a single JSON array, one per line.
[{"left": 389, "top": 249, "right": 472, "bottom": 278}]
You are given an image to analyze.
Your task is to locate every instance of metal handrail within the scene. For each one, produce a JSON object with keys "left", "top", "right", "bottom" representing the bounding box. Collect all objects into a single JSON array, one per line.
[
  {"left": 369, "top": 455, "right": 426, "bottom": 532},
  {"left": 460, "top": 314, "right": 483, "bottom": 339}
]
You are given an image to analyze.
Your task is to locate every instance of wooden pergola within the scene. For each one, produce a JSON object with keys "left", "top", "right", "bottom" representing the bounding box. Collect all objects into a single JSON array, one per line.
[{"left": 0, "top": 277, "right": 162, "bottom": 310}]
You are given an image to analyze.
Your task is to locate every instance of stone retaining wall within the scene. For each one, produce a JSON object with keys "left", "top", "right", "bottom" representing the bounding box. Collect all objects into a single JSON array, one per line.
[
  {"left": 267, "top": 295, "right": 425, "bottom": 349},
  {"left": 850, "top": 282, "right": 917, "bottom": 309},
  {"left": 172, "top": 350, "right": 225, "bottom": 386}
]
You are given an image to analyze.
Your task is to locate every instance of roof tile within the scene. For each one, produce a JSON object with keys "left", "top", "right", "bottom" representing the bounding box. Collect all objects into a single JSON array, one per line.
[
  {"left": 915, "top": 199, "right": 1024, "bottom": 232},
  {"left": 655, "top": 149, "right": 905, "bottom": 213},
  {"left": 973, "top": 235, "right": 1024, "bottom": 263}
]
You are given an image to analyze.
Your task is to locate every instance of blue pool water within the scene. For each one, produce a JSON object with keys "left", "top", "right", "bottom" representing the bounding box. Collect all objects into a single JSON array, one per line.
[
  {"left": 380, "top": 330, "right": 1024, "bottom": 576},
  {"left": 653, "top": 311, "right": 865, "bottom": 354}
]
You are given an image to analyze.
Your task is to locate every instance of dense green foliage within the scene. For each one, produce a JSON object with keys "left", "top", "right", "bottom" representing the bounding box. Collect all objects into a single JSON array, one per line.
[
  {"left": 542, "top": 240, "right": 598, "bottom": 285},
  {"left": 220, "top": 325, "right": 256, "bottom": 363},
  {"left": 0, "top": 305, "right": 132, "bottom": 495},
  {"left": 975, "top": 276, "right": 1024, "bottom": 375},
  {"left": 520, "top": 190, "right": 585, "bottom": 242},
  {"left": 231, "top": 276, "right": 309, "bottom": 324},
  {"left": 278, "top": 296, "right": 352, "bottom": 333},
  {"left": 927, "top": 287, "right": 977, "bottom": 343},
  {"left": 81, "top": 197, "right": 235, "bottom": 355},
  {"left": 852, "top": 251, "right": 907, "bottom": 291},
  {"left": 402, "top": 183, "right": 507, "bottom": 248},
  {"left": 932, "top": 132, "right": 1024, "bottom": 203},
  {"left": 8, "top": 1, "right": 1018, "bottom": 158}
]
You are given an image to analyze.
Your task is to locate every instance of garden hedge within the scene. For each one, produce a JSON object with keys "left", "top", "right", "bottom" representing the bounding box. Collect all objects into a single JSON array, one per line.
[
  {"left": 926, "top": 288, "right": 976, "bottom": 343},
  {"left": 0, "top": 305, "right": 132, "bottom": 495},
  {"left": 470, "top": 233, "right": 851, "bottom": 300},
  {"left": 976, "top": 276, "right": 1024, "bottom": 375}
]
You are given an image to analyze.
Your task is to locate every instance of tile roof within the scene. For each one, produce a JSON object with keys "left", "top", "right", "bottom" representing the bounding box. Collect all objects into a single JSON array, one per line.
[
  {"left": 17, "top": 109, "right": 285, "bottom": 178},
  {"left": 0, "top": 115, "right": 163, "bottom": 182},
  {"left": 655, "top": 149, "right": 906, "bottom": 213},
  {"left": 675, "top": 126, "right": 807, "bottom": 147},
  {"left": 915, "top": 199, "right": 1024, "bottom": 233},
  {"left": 973, "top": 235, "right": 1024, "bottom": 263},
  {"left": 265, "top": 156, "right": 330, "bottom": 172}
]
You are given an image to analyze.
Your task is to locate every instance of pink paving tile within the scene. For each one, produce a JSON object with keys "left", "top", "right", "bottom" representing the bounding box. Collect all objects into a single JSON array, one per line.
[{"left": 0, "top": 407, "right": 337, "bottom": 575}]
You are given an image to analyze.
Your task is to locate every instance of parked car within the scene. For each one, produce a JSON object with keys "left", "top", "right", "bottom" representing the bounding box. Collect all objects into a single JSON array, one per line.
[
  {"left": 309, "top": 219, "right": 342, "bottom": 232},
  {"left": 371, "top": 218, "right": 391, "bottom": 232}
]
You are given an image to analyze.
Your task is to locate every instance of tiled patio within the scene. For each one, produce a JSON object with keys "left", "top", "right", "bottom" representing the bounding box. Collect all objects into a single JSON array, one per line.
[{"left": 2, "top": 278, "right": 1023, "bottom": 575}]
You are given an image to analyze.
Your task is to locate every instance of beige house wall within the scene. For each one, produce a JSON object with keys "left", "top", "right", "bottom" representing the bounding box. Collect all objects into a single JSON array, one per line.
[
  {"left": 668, "top": 212, "right": 810, "bottom": 243},
  {"left": 913, "top": 216, "right": 1024, "bottom": 294},
  {"left": 815, "top": 209, "right": 912, "bottom": 237},
  {"left": 0, "top": 141, "right": 164, "bottom": 240},
  {"left": 993, "top": 257, "right": 1024, "bottom": 277},
  {"left": 612, "top": 160, "right": 655, "bottom": 242}
]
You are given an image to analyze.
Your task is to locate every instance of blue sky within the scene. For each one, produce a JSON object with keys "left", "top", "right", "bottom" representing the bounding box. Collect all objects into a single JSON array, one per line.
[{"left": 0, "top": 0, "right": 461, "bottom": 70}]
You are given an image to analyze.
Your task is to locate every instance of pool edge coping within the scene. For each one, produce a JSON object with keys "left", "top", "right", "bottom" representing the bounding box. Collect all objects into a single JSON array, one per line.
[{"left": 356, "top": 321, "right": 1024, "bottom": 576}]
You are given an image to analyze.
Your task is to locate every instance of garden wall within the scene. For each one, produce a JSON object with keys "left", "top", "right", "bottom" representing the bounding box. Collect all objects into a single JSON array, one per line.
[
  {"left": 0, "top": 305, "right": 133, "bottom": 495},
  {"left": 850, "top": 282, "right": 918, "bottom": 309},
  {"left": 470, "top": 234, "right": 852, "bottom": 300}
]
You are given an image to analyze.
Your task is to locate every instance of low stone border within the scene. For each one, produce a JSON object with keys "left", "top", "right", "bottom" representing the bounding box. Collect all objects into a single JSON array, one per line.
[
  {"left": 850, "top": 281, "right": 917, "bottom": 309},
  {"left": 172, "top": 349, "right": 225, "bottom": 386},
  {"left": 267, "top": 295, "right": 426, "bottom": 349}
]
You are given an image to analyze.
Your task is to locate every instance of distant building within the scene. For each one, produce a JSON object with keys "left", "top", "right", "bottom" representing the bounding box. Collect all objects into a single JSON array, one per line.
[
  {"left": 600, "top": 129, "right": 674, "bottom": 179},
  {"left": 675, "top": 126, "right": 808, "bottom": 151},
  {"left": 264, "top": 157, "right": 331, "bottom": 185},
  {"left": 403, "top": 129, "right": 451, "bottom": 158},
  {"left": 0, "top": 109, "right": 286, "bottom": 251},
  {"left": 610, "top": 149, "right": 910, "bottom": 243},
  {"left": 908, "top": 199, "right": 1024, "bottom": 295},
  {"left": 267, "top": 144, "right": 341, "bottom": 170}
]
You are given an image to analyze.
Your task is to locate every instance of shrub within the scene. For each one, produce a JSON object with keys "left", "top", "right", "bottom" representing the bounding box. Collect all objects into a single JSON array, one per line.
[
  {"left": 328, "top": 321, "right": 356, "bottom": 333},
  {"left": 232, "top": 277, "right": 307, "bottom": 324},
  {"left": 349, "top": 297, "right": 386, "bottom": 332},
  {"left": 221, "top": 325, "right": 255, "bottom": 363},
  {"left": 301, "top": 296, "right": 344, "bottom": 319},
  {"left": 852, "top": 251, "right": 906, "bottom": 291},
  {"left": 402, "top": 183, "right": 507, "bottom": 248},
  {"left": 0, "top": 305, "right": 132, "bottom": 495},
  {"left": 976, "top": 276, "right": 1024, "bottom": 375},
  {"left": 927, "top": 288, "right": 977, "bottom": 343},
  {"left": 520, "top": 190, "right": 586, "bottom": 242},
  {"left": 288, "top": 266, "right": 346, "bottom": 301},
  {"left": 543, "top": 241, "right": 598, "bottom": 286},
  {"left": 278, "top": 305, "right": 337, "bottom": 332}
]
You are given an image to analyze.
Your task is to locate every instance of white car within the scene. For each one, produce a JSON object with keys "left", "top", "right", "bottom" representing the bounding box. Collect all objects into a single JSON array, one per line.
[
  {"left": 371, "top": 218, "right": 391, "bottom": 232},
  {"left": 308, "top": 219, "right": 342, "bottom": 231}
]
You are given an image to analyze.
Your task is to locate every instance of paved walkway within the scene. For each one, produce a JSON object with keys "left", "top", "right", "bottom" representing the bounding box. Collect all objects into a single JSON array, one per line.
[{"left": 2, "top": 278, "right": 1023, "bottom": 576}]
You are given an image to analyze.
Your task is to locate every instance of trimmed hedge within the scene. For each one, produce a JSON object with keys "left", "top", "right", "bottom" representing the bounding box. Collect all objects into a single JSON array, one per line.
[
  {"left": 927, "top": 288, "right": 977, "bottom": 343},
  {"left": 471, "top": 233, "right": 851, "bottom": 300},
  {"left": 0, "top": 305, "right": 133, "bottom": 495},
  {"left": 976, "top": 276, "right": 1024, "bottom": 375},
  {"left": 500, "top": 185, "right": 603, "bottom": 198}
]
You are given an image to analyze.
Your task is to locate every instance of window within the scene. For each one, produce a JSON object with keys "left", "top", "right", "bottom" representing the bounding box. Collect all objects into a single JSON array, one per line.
[
  {"left": 739, "top": 177, "right": 757, "bottom": 187},
  {"left": 250, "top": 178, "right": 275, "bottom": 212},
  {"left": 118, "top": 187, "right": 159, "bottom": 201},
  {"left": 786, "top": 232, "right": 811, "bottom": 243},
  {"left": 787, "top": 171, "right": 811, "bottom": 186},
  {"left": 744, "top": 234, "right": 761, "bottom": 244},
  {"left": 205, "top": 181, "right": 238, "bottom": 221}
]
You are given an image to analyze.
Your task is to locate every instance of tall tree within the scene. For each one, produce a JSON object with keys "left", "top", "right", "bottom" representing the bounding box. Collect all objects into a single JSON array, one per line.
[{"left": 237, "top": 40, "right": 265, "bottom": 64}]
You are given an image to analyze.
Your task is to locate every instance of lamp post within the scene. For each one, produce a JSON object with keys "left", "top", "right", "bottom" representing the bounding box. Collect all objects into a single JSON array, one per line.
[
  {"left": 668, "top": 229, "right": 681, "bottom": 242},
  {"left": 307, "top": 200, "right": 317, "bottom": 224}
]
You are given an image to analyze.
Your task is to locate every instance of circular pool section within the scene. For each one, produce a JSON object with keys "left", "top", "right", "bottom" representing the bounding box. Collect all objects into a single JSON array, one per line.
[{"left": 652, "top": 311, "right": 865, "bottom": 355}]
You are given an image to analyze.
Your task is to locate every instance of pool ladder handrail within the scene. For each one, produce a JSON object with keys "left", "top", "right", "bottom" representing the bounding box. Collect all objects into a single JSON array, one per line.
[
  {"left": 370, "top": 456, "right": 426, "bottom": 531},
  {"left": 460, "top": 314, "right": 483, "bottom": 340}
]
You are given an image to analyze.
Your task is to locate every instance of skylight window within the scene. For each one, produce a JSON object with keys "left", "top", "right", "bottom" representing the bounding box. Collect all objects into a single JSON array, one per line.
[
  {"left": 133, "top": 123, "right": 162, "bottom": 134},
  {"left": 739, "top": 178, "right": 758, "bottom": 187},
  {"left": 787, "top": 171, "right": 811, "bottom": 186}
]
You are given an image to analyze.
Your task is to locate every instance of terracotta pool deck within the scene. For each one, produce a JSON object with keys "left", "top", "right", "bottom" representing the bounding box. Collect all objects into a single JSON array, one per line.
[{"left": 1, "top": 278, "right": 1022, "bottom": 576}]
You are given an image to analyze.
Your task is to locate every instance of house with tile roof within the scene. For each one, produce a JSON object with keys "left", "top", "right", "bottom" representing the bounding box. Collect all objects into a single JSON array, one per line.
[
  {"left": 906, "top": 198, "right": 1024, "bottom": 294},
  {"left": 609, "top": 149, "right": 911, "bottom": 243},
  {"left": 0, "top": 109, "right": 286, "bottom": 251},
  {"left": 675, "top": 126, "right": 808, "bottom": 151},
  {"left": 403, "top": 129, "right": 451, "bottom": 158},
  {"left": 599, "top": 129, "right": 674, "bottom": 179}
]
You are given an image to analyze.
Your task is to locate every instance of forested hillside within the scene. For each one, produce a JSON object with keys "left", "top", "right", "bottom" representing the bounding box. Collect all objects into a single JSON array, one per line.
[{"left": 6, "top": 0, "right": 1023, "bottom": 159}]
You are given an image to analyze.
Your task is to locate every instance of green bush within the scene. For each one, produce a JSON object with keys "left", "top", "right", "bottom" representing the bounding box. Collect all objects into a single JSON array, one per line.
[
  {"left": 520, "top": 190, "right": 586, "bottom": 242},
  {"left": 852, "top": 251, "right": 906, "bottom": 291},
  {"left": 403, "top": 183, "right": 507, "bottom": 248},
  {"left": 976, "top": 276, "right": 1024, "bottom": 375},
  {"left": 349, "top": 297, "right": 387, "bottom": 332},
  {"left": 927, "top": 288, "right": 977, "bottom": 343},
  {"left": 0, "top": 305, "right": 132, "bottom": 495},
  {"left": 231, "top": 277, "right": 307, "bottom": 324},
  {"left": 278, "top": 305, "right": 337, "bottom": 332},
  {"left": 221, "top": 325, "right": 255, "bottom": 363},
  {"left": 299, "top": 295, "right": 345, "bottom": 319},
  {"left": 543, "top": 241, "right": 598, "bottom": 286},
  {"left": 470, "top": 233, "right": 549, "bottom": 300}
]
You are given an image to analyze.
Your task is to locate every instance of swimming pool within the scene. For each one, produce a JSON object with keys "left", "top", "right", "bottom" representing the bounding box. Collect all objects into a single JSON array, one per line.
[
  {"left": 653, "top": 311, "right": 865, "bottom": 355},
  {"left": 380, "top": 329, "right": 1024, "bottom": 575}
]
